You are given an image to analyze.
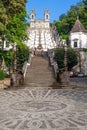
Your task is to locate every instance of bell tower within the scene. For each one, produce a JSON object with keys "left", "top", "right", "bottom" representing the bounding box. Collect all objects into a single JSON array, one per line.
[
  {"left": 30, "top": 9, "right": 36, "bottom": 21},
  {"left": 44, "top": 9, "right": 50, "bottom": 21}
]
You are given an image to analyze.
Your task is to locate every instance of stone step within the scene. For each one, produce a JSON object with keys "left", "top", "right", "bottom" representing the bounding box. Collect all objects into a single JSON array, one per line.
[
  {"left": 24, "top": 86, "right": 52, "bottom": 90},
  {"left": 25, "top": 82, "right": 54, "bottom": 87},
  {"left": 24, "top": 56, "right": 56, "bottom": 88}
]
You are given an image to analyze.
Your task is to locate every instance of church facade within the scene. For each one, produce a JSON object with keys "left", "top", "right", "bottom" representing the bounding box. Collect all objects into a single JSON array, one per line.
[{"left": 26, "top": 9, "right": 57, "bottom": 51}]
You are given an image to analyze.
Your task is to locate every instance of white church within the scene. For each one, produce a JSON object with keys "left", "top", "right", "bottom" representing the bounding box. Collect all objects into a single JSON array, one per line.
[
  {"left": 69, "top": 18, "right": 87, "bottom": 74},
  {"left": 69, "top": 17, "right": 87, "bottom": 49},
  {"left": 26, "top": 9, "right": 58, "bottom": 51}
]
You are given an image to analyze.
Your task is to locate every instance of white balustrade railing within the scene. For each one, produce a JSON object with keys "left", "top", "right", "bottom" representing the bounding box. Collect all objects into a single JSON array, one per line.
[{"left": 22, "top": 53, "right": 33, "bottom": 79}]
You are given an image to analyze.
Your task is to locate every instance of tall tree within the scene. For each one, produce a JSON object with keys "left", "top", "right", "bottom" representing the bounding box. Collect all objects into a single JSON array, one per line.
[
  {"left": 0, "top": 1, "right": 7, "bottom": 49},
  {"left": 0, "top": 0, "right": 28, "bottom": 47},
  {"left": 54, "top": 48, "right": 78, "bottom": 70},
  {"left": 79, "top": 0, "right": 87, "bottom": 29},
  {"left": 53, "top": 0, "right": 87, "bottom": 42},
  {"left": 0, "top": 0, "right": 29, "bottom": 74}
]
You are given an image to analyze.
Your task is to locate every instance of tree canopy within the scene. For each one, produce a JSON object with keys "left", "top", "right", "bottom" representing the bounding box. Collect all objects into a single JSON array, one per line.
[
  {"left": 54, "top": 0, "right": 87, "bottom": 42},
  {"left": 0, "top": 0, "right": 29, "bottom": 73},
  {"left": 54, "top": 48, "right": 78, "bottom": 70},
  {"left": 0, "top": 0, "right": 28, "bottom": 48}
]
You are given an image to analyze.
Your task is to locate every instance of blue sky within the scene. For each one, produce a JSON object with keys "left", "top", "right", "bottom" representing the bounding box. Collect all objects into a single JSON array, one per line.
[{"left": 26, "top": 0, "right": 81, "bottom": 23}]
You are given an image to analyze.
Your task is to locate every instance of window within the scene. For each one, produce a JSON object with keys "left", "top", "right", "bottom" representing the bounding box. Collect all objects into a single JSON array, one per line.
[
  {"left": 46, "top": 15, "right": 48, "bottom": 19},
  {"left": 74, "top": 41, "right": 77, "bottom": 48},
  {"left": 73, "top": 39, "right": 78, "bottom": 48},
  {"left": 32, "top": 15, "right": 34, "bottom": 19},
  {"left": 74, "top": 41, "right": 77, "bottom": 47}
]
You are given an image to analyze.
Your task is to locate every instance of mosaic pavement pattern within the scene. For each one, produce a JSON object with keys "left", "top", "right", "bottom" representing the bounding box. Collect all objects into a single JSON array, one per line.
[{"left": 0, "top": 88, "right": 87, "bottom": 130}]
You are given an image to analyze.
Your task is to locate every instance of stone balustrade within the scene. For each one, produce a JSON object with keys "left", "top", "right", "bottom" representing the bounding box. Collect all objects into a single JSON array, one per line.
[
  {"left": 48, "top": 49, "right": 59, "bottom": 79},
  {"left": 22, "top": 52, "right": 33, "bottom": 79}
]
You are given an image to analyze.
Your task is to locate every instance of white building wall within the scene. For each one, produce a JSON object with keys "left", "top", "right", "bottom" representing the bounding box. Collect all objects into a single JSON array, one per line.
[
  {"left": 70, "top": 32, "right": 87, "bottom": 48},
  {"left": 30, "top": 21, "right": 50, "bottom": 29},
  {"left": 69, "top": 31, "right": 87, "bottom": 75}
]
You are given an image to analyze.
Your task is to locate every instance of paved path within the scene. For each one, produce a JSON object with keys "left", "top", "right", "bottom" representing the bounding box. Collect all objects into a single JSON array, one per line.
[
  {"left": 0, "top": 87, "right": 87, "bottom": 130},
  {"left": 0, "top": 56, "right": 87, "bottom": 130}
]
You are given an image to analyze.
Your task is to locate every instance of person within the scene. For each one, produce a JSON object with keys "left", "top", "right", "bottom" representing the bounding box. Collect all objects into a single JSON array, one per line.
[
  {"left": 70, "top": 70, "right": 74, "bottom": 77},
  {"left": 34, "top": 47, "right": 36, "bottom": 55},
  {"left": 41, "top": 49, "right": 44, "bottom": 57}
]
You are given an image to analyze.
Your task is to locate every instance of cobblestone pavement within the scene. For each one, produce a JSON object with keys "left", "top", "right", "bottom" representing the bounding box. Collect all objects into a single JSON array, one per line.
[{"left": 0, "top": 88, "right": 87, "bottom": 130}]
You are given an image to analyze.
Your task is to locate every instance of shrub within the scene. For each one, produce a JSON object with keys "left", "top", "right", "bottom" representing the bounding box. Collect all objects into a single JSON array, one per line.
[
  {"left": 17, "top": 44, "right": 30, "bottom": 70},
  {"left": 54, "top": 47, "right": 78, "bottom": 70},
  {"left": 67, "top": 48, "right": 78, "bottom": 70},
  {"left": 0, "top": 69, "right": 6, "bottom": 80},
  {"left": 54, "top": 48, "right": 64, "bottom": 69}
]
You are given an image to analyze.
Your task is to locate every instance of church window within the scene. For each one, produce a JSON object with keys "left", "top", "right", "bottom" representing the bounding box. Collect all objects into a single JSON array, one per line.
[
  {"left": 46, "top": 15, "right": 48, "bottom": 19},
  {"left": 32, "top": 15, "right": 34, "bottom": 19}
]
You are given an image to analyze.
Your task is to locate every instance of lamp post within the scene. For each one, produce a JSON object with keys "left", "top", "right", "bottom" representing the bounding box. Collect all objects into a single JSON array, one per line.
[
  {"left": 13, "top": 43, "right": 17, "bottom": 73},
  {"left": 63, "top": 41, "right": 69, "bottom": 86},
  {"left": 64, "top": 44, "right": 67, "bottom": 72},
  {"left": 79, "top": 32, "right": 82, "bottom": 72},
  {"left": 78, "top": 49, "right": 81, "bottom": 72}
]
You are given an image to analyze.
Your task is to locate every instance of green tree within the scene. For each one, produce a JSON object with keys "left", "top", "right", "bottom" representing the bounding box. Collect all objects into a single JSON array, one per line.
[
  {"left": 59, "top": 13, "right": 66, "bottom": 21},
  {"left": 53, "top": 0, "right": 87, "bottom": 43},
  {"left": 54, "top": 47, "right": 78, "bottom": 70},
  {"left": 54, "top": 5, "right": 78, "bottom": 38},
  {"left": 0, "top": 0, "right": 28, "bottom": 47},
  {"left": 79, "top": 0, "right": 87, "bottom": 29},
  {"left": 54, "top": 48, "right": 64, "bottom": 69},
  {"left": 17, "top": 44, "right": 29, "bottom": 70},
  {"left": 0, "top": 0, "right": 29, "bottom": 69},
  {"left": 0, "top": 49, "right": 14, "bottom": 73},
  {"left": 0, "top": 70, "right": 6, "bottom": 80},
  {"left": 67, "top": 48, "right": 78, "bottom": 70},
  {"left": 82, "top": 0, "right": 87, "bottom": 5},
  {"left": 0, "top": 1, "right": 7, "bottom": 49}
]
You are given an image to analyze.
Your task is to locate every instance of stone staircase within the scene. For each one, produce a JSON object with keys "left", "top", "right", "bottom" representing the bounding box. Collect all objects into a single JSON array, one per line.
[
  {"left": 27, "top": 29, "right": 57, "bottom": 51},
  {"left": 24, "top": 55, "right": 56, "bottom": 89}
]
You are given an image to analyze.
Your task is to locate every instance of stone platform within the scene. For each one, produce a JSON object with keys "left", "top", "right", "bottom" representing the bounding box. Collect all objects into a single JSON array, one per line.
[{"left": 0, "top": 87, "right": 87, "bottom": 130}]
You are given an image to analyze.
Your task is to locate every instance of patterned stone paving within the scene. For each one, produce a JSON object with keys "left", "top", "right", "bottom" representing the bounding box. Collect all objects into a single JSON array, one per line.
[{"left": 0, "top": 88, "right": 87, "bottom": 130}]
